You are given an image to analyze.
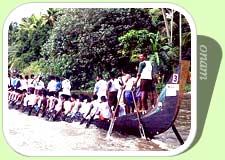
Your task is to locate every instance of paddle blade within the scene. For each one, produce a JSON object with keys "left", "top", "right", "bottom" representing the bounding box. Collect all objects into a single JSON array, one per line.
[
  {"left": 139, "top": 125, "right": 146, "bottom": 139},
  {"left": 106, "top": 119, "right": 115, "bottom": 138}
]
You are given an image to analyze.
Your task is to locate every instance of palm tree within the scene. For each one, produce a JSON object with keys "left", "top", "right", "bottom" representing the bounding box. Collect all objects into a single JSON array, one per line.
[
  {"left": 19, "top": 14, "right": 40, "bottom": 31},
  {"left": 42, "top": 8, "right": 60, "bottom": 27}
]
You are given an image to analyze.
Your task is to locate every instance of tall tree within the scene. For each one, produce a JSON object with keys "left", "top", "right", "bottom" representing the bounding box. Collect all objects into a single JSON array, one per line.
[{"left": 40, "top": 8, "right": 155, "bottom": 90}]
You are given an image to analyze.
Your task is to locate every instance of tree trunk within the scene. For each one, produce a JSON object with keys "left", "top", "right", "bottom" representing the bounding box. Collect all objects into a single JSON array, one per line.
[{"left": 161, "top": 8, "right": 170, "bottom": 43}]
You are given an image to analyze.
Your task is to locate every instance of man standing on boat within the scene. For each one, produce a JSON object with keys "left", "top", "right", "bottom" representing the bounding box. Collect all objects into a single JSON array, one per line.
[
  {"left": 106, "top": 72, "right": 118, "bottom": 115},
  {"left": 133, "top": 53, "right": 154, "bottom": 113},
  {"left": 93, "top": 74, "right": 108, "bottom": 102},
  {"left": 61, "top": 75, "right": 71, "bottom": 96}
]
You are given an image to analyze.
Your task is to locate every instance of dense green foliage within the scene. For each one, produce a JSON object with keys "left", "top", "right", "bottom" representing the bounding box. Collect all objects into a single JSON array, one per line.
[
  {"left": 8, "top": 8, "right": 191, "bottom": 91},
  {"left": 8, "top": 9, "right": 60, "bottom": 71},
  {"left": 40, "top": 8, "right": 156, "bottom": 89},
  {"left": 118, "top": 29, "right": 178, "bottom": 81}
]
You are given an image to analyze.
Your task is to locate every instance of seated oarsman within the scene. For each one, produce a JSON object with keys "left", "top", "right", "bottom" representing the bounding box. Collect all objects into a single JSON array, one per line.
[
  {"left": 9, "top": 89, "right": 19, "bottom": 106},
  {"left": 21, "top": 88, "right": 31, "bottom": 112},
  {"left": 27, "top": 89, "right": 41, "bottom": 116},
  {"left": 15, "top": 89, "right": 27, "bottom": 110},
  {"left": 44, "top": 92, "right": 59, "bottom": 120},
  {"left": 61, "top": 94, "right": 72, "bottom": 121},
  {"left": 49, "top": 94, "right": 65, "bottom": 121},
  {"left": 81, "top": 95, "right": 100, "bottom": 125},
  {"left": 34, "top": 91, "right": 43, "bottom": 113},
  {"left": 70, "top": 94, "right": 79, "bottom": 112},
  {"left": 8, "top": 88, "right": 17, "bottom": 105},
  {"left": 8, "top": 74, "right": 22, "bottom": 106},
  {"left": 9, "top": 74, "right": 21, "bottom": 103},
  {"left": 99, "top": 96, "right": 112, "bottom": 121},
  {"left": 68, "top": 94, "right": 82, "bottom": 122},
  {"left": 36, "top": 89, "right": 49, "bottom": 117},
  {"left": 64, "top": 95, "right": 75, "bottom": 123},
  {"left": 21, "top": 88, "right": 35, "bottom": 113},
  {"left": 79, "top": 96, "right": 95, "bottom": 124},
  {"left": 8, "top": 89, "right": 20, "bottom": 108},
  {"left": 76, "top": 95, "right": 91, "bottom": 121},
  {"left": 88, "top": 95, "right": 100, "bottom": 119},
  {"left": 70, "top": 94, "right": 88, "bottom": 122}
]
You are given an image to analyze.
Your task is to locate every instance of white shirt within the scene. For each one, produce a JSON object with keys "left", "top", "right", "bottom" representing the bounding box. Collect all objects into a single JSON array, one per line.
[
  {"left": 99, "top": 102, "right": 111, "bottom": 119},
  {"left": 27, "top": 94, "right": 38, "bottom": 106},
  {"left": 140, "top": 61, "right": 152, "bottom": 80},
  {"left": 125, "top": 77, "right": 136, "bottom": 91},
  {"left": 28, "top": 79, "right": 36, "bottom": 88},
  {"left": 108, "top": 79, "right": 118, "bottom": 92},
  {"left": 35, "top": 80, "right": 45, "bottom": 90},
  {"left": 19, "top": 79, "right": 28, "bottom": 90},
  {"left": 64, "top": 101, "right": 72, "bottom": 113},
  {"left": 47, "top": 80, "right": 57, "bottom": 92},
  {"left": 71, "top": 99, "right": 81, "bottom": 113},
  {"left": 94, "top": 79, "right": 108, "bottom": 100},
  {"left": 122, "top": 74, "right": 131, "bottom": 84},
  {"left": 90, "top": 100, "right": 100, "bottom": 116},
  {"left": 79, "top": 102, "right": 92, "bottom": 115},
  {"left": 54, "top": 99, "right": 63, "bottom": 112},
  {"left": 62, "top": 79, "right": 71, "bottom": 92}
]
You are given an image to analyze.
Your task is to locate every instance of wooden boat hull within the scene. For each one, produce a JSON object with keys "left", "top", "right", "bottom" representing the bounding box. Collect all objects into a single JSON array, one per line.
[
  {"left": 92, "top": 97, "right": 177, "bottom": 138},
  {"left": 92, "top": 60, "right": 190, "bottom": 138}
]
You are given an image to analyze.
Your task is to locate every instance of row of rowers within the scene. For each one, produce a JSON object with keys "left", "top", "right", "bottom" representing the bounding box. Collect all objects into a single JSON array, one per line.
[
  {"left": 8, "top": 74, "right": 71, "bottom": 96},
  {"left": 8, "top": 87, "right": 129, "bottom": 122},
  {"left": 8, "top": 72, "right": 141, "bottom": 121}
]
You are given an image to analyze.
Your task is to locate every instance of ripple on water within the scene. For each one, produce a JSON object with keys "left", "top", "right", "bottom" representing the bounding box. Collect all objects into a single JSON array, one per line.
[{"left": 5, "top": 100, "right": 191, "bottom": 154}]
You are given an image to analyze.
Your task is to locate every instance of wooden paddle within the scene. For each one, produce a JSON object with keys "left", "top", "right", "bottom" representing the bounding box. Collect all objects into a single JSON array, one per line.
[{"left": 131, "top": 90, "right": 146, "bottom": 139}]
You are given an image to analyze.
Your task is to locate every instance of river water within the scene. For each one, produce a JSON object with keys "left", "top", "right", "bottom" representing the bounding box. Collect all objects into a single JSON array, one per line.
[{"left": 4, "top": 94, "right": 191, "bottom": 156}]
